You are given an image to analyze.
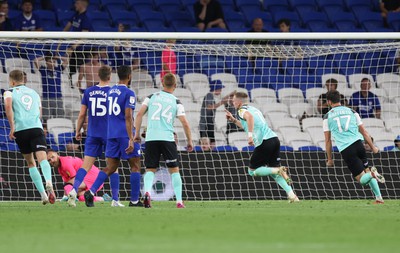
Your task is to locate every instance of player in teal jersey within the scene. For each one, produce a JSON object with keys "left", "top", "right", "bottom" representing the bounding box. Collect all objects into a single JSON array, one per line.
[
  {"left": 323, "top": 90, "right": 385, "bottom": 204},
  {"left": 134, "top": 73, "right": 193, "bottom": 208},
  {"left": 225, "top": 92, "right": 299, "bottom": 203},
  {"left": 3, "top": 70, "right": 55, "bottom": 204}
]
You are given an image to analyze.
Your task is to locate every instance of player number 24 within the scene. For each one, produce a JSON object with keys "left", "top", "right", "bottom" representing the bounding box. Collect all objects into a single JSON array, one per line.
[{"left": 151, "top": 102, "right": 172, "bottom": 123}]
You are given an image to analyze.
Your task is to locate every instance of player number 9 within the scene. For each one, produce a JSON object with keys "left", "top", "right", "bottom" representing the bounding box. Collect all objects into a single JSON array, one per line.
[{"left": 21, "top": 95, "right": 33, "bottom": 110}]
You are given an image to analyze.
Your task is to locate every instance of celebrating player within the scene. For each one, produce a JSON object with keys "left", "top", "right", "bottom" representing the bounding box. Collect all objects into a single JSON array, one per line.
[
  {"left": 225, "top": 92, "right": 299, "bottom": 203},
  {"left": 4, "top": 70, "right": 56, "bottom": 204},
  {"left": 67, "top": 65, "right": 121, "bottom": 207},
  {"left": 134, "top": 73, "right": 193, "bottom": 208},
  {"left": 47, "top": 149, "right": 110, "bottom": 202},
  {"left": 84, "top": 65, "right": 142, "bottom": 207},
  {"left": 323, "top": 90, "right": 385, "bottom": 204}
]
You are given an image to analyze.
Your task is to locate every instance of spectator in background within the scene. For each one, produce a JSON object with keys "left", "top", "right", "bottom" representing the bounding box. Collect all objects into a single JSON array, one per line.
[
  {"left": 14, "top": 0, "right": 43, "bottom": 31},
  {"left": 317, "top": 78, "right": 348, "bottom": 116},
  {"left": 194, "top": 0, "right": 226, "bottom": 31},
  {"left": 161, "top": 39, "right": 177, "bottom": 81},
  {"left": 278, "top": 19, "right": 291, "bottom": 33},
  {"left": 98, "top": 46, "right": 115, "bottom": 71},
  {"left": 349, "top": 78, "right": 381, "bottom": 119},
  {"left": 247, "top": 18, "right": 269, "bottom": 68},
  {"left": 380, "top": 0, "right": 400, "bottom": 26},
  {"left": 77, "top": 53, "right": 103, "bottom": 89},
  {"left": 63, "top": 0, "right": 92, "bottom": 32},
  {"left": 33, "top": 53, "right": 67, "bottom": 121},
  {"left": 0, "top": 1, "right": 14, "bottom": 31},
  {"left": 199, "top": 80, "right": 233, "bottom": 148},
  {"left": 248, "top": 18, "right": 268, "bottom": 33},
  {"left": 40, "top": 0, "right": 52, "bottom": 10},
  {"left": 364, "top": 136, "right": 374, "bottom": 152},
  {"left": 64, "top": 0, "right": 92, "bottom": 88},
  {"left": 390, "top": 135, "right": 400, "bottom": 151},
  {"left": 199, "top": 137, "right": 212, "bottom": 151}
]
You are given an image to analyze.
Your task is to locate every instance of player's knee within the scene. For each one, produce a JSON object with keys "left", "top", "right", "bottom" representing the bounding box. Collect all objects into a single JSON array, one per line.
[{"left": 248, "top": 168, "right": 255, "bottom": 177}]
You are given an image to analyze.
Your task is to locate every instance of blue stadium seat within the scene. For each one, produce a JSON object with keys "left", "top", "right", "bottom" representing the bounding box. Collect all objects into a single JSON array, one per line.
[
  {"left": 317, "top": 0, "right": 345, "bottom": 10},
  {"left": 52, "top": 0, "right": 74, "bottom": 11},
  {"left": 280, "top": 145, "right": 294, "bottom": 151},
  {"left": 153, "top": 0, "right": 183, "bottom": 11},
  {"left": 354, "top": 11, "right": 385, "bottom": 31},
  {"left": 142, "top": 19, "right": 168, "bottom": 32},
  {"left": 290, "top": 0, "right": 317, "bottom": 13},
  {"left": 335, "top": 21, "right": 364, "bottom": 32},
  {"left": 164, "top": 10, "right": 195, "bottom": 27},
  {"left": 298, "top": 146, "right": 323, "bottom": 151},
  {"left": 344, "top": 0, "right": 372, "bottom": 12},
  {"left": 264, "top": 0, "right": 290, "bottom": 13},
  {"left": 240, "top": 7, "right": 273, "bottom": 27},
  {"left": 131, "top": 4, "right": 155, "bottom": 17},
  {"left": 236, "top": 0, "right": 261, "bottom": 9},
  {"left": 110, "top": 10, "right": 138, "bottom": 28},
  {"left": 101, "top": 0, "right": 126, "bottom": 7},
  {"left": 192, "top": 146, "right": 203, "bottom": 152},
  {"left": 327, "top": 11, "right": 356, "bottom": 27},
  {"left": 272, "top": 11, "right": 301, "bottom": 27},
  {"left": 241, "top": 146, "right": 255, "bottom": 152},
  {"left": 383, "top": 146, "right": 395, "bottom": 151},
  {"left": 299, "top": 11, "right": 331, "bottom": 29},
  {"left": 0, "top": 142, "right": 19, "bottom": 152},
  {"left": 205, "top": 27, "right": 229, "bottom": 33},
  {"left": 56, "top": 10, "right": 74, "bottom": 27},
  {"left": 7, "top": 0, "right": 20, "bottom": 10},
  {"left": 387, "top": 12, "right": 400, "bottom": 31},
  {"left": 226, "top": 20, "right": 248, "bottom": 32},
  {"left": 308, "top": 22, "right": 337, "bottom": 32},
  {"left": 212, "top": 145, "right": 238, "bottom": 152},
  {"left": 87, "top": 11, "right": 111, "bottom": 26},
  {"left": 34, "top": 10, "right": 57, "bottom": 29}
]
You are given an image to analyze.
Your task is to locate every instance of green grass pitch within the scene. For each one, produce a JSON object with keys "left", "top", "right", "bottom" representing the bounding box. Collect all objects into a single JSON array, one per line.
[{"left": 0, "top": 200, "right": 399, "bottom": 253}]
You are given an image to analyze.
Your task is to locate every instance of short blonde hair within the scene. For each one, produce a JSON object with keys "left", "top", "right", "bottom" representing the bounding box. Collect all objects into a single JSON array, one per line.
[
  {"left": 163, "top": 73, "right": 176, "bottom": 87},
  {"left": 234, "top": 91, "right": 249, "bottom": 103}
]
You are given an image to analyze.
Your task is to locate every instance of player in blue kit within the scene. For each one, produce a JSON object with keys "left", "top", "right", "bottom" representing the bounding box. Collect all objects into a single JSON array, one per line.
[
  {"left": 84, "top": 65, "right": 142, "bottom": 207},
  {"left": 67, "top": 66, "right": 121, "bottom": 207},
  {"left": 323, "top": 90, "right": 385, "bottom": 204},
  {"left": 4, "top": 70, "right": 55, "bottom": 205},
  {"left": 225, "top": 92, "right": 299, "bottom": 203},
  {"left": 134, "top": 73, "right": 193, "bottom": 208}
]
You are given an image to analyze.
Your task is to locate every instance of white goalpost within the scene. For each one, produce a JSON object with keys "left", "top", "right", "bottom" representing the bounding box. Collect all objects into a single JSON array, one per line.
[{"left": 0, "top": 32, "right": 399, "bottom": 201}]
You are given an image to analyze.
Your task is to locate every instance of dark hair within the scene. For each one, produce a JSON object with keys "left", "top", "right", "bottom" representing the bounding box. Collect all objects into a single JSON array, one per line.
[
  {"left": 22, "top": 0, "right": 34, "bottom": 5},
  {"left": 117, "top": 65, "right": 131, "bottom": 81},
  {"left": 326, "top": 78, "right": 338, "bottom": 86},
  {"left": 98, "top": 65, "right": 111, "bottom": 81},
  {"left": 278, "top": 18, "right": 291, "bottom": 27},
  {"left": 326, "top": 90, "right": 341, "bottom": 104},
  {"left": 361, "top": 77, "right": 370, "bottom": 83}
]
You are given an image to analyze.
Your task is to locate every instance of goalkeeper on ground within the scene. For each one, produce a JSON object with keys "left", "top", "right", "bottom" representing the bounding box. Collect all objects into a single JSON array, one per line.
[{"left": 225, "top": 91, "right": 299, "bottom": 203}]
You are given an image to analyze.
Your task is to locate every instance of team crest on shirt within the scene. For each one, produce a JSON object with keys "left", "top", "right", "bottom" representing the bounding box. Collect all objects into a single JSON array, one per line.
[{"left": 129, "top": 96, "right": 135, "bottom": 105}]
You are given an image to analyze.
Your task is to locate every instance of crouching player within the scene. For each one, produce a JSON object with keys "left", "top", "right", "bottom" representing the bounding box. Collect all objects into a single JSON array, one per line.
[{"left": 47, "top": 150, "right": 110, "bottom": 202}]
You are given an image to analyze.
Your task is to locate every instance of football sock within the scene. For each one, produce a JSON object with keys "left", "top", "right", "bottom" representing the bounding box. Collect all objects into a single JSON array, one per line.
[
  {"left": 39, "top": 160, "right": 52, "bottom": 183},
  {"left": 130, "top": 172, "right": 141, "bottom": 202},
  {"left": 29, "top": 167, "right": 45, "bottom": 194},
  {"left": 73, "top": 168, "right": 87, "bottom": 192},
  {"left": 368, "top": 178, "right": 382, "bottom": 198},
  {"left": 144, "top": 171, "right": 155, "bottom": 194},
  {"left": 110, "top": 173, "right": 120, "bottom": 201},
  {"left": 249, "top": 166, "right": 275, "bottom": 177},
  {"left": 271, "top": 174, "right": 293, "bottom": 193},
  {"left": 78, "top": 195, "right": 103, "bottom": 202},
  {"left": 90, "top": 171, "right": 108, "bottom": 194},
  {"left": 360, "top": 173, "right": 373, "bottom": 185},
  {"left": 171, "top": 172, "right": 183, "bottom": 202},
  {"left": 64, "top": 184, "right": 73, "bottom": 194}
]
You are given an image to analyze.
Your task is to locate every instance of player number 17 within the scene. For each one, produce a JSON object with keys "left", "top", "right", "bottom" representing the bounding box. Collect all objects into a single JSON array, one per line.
[{"left": 333, "top": 115, "right": 351, "bottom": 133}]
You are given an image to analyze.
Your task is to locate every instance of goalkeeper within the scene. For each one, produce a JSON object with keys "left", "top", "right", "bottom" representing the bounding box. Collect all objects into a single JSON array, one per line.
[
  {"left": 225, "top": 92, "right": 299, "bottom": 203},
  {"left": 47, "top": 150, "right": 110, "bottom": 202}
]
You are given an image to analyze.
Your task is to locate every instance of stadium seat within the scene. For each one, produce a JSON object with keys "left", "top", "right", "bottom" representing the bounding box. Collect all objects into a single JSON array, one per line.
[
  {"left": 212, "top": 145, "right": 238, "bottom": 152},
  {"left": 283, "top": 131, "right": 313, "bottom": 150},
  {"left": 370, "top": 88, "right": 389, "bottom": 104},
  {"left": 376, "top": 73, "right": 400, "bottom": 88},
  {"left": 0, "top": 142, "right": 19, "bottom": 151},
  {"left": 271, "top": 117, "right": 301, "bottom": 133},
  {"left": 165, "top": 11, "right": 195, "bottom": 29},
  {"left": 361, "top": 118, "right": 385, "bottom": 131},
  {"left": 298, "top": 145, "right": 323, "bottom": 151},
  {"left": 385, "top": 118, "right": 400, "bottom": 133},
  {"left": 278, "top": 88, "right": 304, "bottom": 106},
  {"left": 272, "top": 11, "right": 301, "bottom": 27},
  {"left": 183, "top": 73, "right": 210, "bottom": 100},
  {"left": 87, "top": 11, "right": 111, "bottom": 27},
  {"left": 241, "top": 146, "right": 255, "bottom": 152},
  {"left": 289, "top": 103, "right": 313, "bottom": 119},
  {"left": 4, "top": 58, "right": 32, "bottom": 73},
  {"left": 302, "top": 117, "right": 323, "bottom": 132},
  {"left": 260, "top": 102, "right": 289, "bottom": 115},
  {"left": 250, "top": 88, "right": 277, "bottom": 104},
  {"left": 280, "top": 145, "right": 294, "bottom": 151},
  {"left": 345, "top": 0, "right": 373, "bottom": 12},
  {"left": 217, "top": 0, "right": 236, "bottom": 11},
  {"left": 380, "top": 102, "right": 399, "bottom": 120},
  {"left": 110, "top": 10, "right": 138, "bottom": 28},
  {"left": 52, "top": 0, "right": 74, "bottom": 11},
  {"left": 137, "top": 87, "right": 159, "bottom": 102},
  {"left": 153, "top": 0, "right": 182, "bottom": 11},
  {"left": 211, "top": 73, "right": 238, "bottom": 87},
  {"left": 34, "top": 10, "right": 57, "bottom": 29},
  {"left": 131, "top": 72, "right": 154, "bottom": 90},
  {"left": 383, "top": 145, "right": 396, "bottom": 151},
  {"left": 57, "top": 132, "right": 75, "bottom": 146},
  {"left": 317, "top": 0, "right": 345, "bottom": 10},
  {"left": 321, "top": 73, "right": 348, "bottom": 91},
  {"left": 387, "top": 12, "right": 400, "bottom": 31},
  {"left": 239, "top": 7, "right": 270, "bottom": 27},
  {"left": 348, "top": 73, "right": 375, "bottom": 89},
  {"left": 305, "top": 87, "right": 325, "bottom": 113},
  {"left": 264, "top": 0, "right": 290, "bottom": 13}
]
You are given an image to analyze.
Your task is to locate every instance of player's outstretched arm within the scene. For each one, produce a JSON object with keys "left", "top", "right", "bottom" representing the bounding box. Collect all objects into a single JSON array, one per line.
[
  {"left": 324, "top": 131, "right": 334, "bottom": 167},
  {"left": 133, "top": 104, "right": 147, "bottom": 143},
  {"left": 178, "top": 115, "right": 193, "bottom": 152},
  {"left": 359, "top": 124, "right": 379, "bottom": 153},
  {"left": 75, "top": 105, "right": 87, "bottom": 140}
]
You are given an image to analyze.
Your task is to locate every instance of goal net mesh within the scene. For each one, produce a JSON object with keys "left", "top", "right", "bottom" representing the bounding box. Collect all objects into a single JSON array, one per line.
[{"left": 0, "top": 36, "right": 399, "bottom": 201}]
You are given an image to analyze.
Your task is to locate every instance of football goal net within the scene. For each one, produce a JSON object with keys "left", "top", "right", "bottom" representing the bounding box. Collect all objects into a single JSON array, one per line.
[{"left": 0, "top": 32, "right": 399, "bottom": 201}]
